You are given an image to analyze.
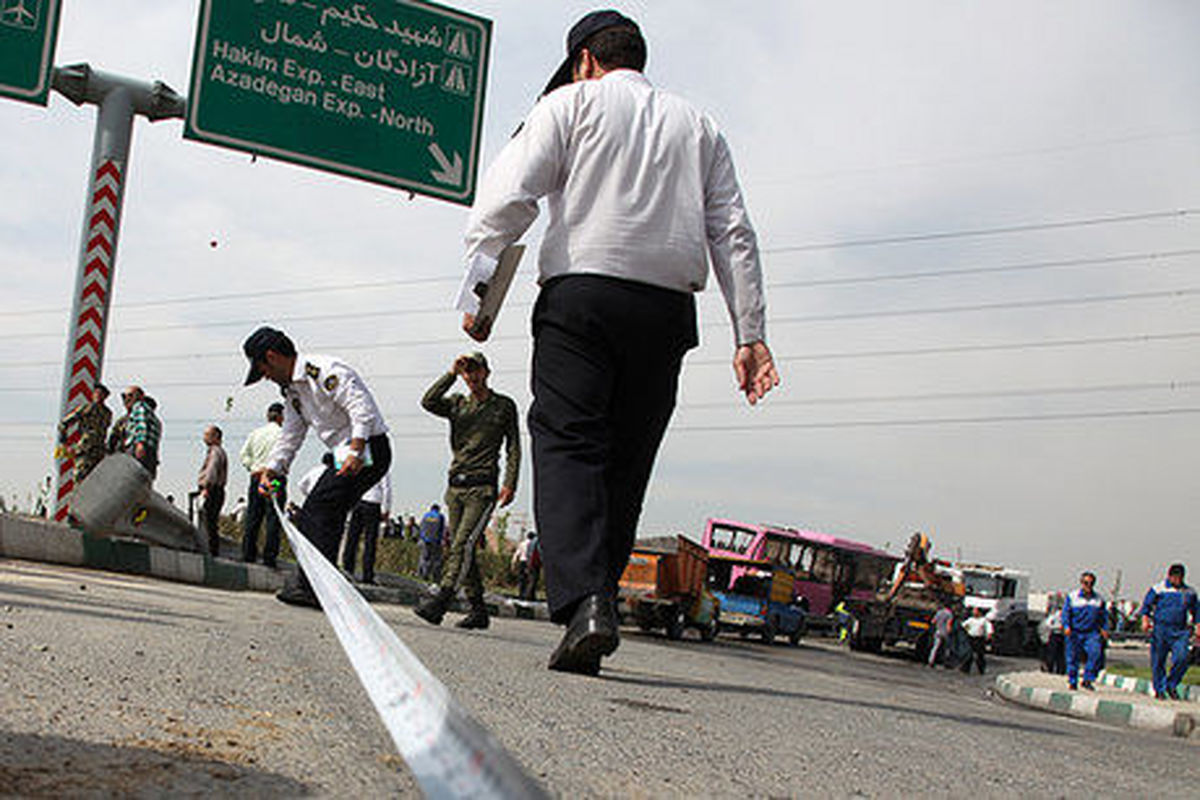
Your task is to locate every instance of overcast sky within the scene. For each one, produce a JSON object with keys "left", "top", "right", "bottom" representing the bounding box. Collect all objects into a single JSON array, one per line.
[{"left": 1, "top": 1, "right": 1197, "bottom": 597}]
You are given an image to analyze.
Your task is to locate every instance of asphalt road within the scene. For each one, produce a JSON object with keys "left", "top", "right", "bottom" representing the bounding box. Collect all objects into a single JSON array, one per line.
[{"left": 1, "top": 559, "right": 1196, "bottom": 798}]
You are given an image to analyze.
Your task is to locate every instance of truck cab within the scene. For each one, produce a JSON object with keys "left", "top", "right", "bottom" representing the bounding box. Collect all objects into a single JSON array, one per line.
[{"left": 707, "top": 555, "right": 807, "bottom": 646}]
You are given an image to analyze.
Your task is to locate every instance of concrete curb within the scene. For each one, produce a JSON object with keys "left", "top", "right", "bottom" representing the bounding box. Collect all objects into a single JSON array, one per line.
[
  {"left": 995, "top": 671, "right": 1197, "bottom": 738},
  {"left": 0, "top": 513, "right": 551, "bottom": 621},
  {"left": 1098, "top": 670, "right": 1197, "bottom": 702}
]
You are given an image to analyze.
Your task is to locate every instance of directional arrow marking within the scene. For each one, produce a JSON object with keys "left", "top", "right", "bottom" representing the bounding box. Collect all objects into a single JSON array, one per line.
[{"left": 428, "top": 143, "right": 463, "bottom": 186}]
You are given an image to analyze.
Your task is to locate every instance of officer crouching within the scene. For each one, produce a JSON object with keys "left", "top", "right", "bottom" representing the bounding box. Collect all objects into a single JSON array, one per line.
[{"left": 241, "top": 326, "right": 391, "bottom": 608}]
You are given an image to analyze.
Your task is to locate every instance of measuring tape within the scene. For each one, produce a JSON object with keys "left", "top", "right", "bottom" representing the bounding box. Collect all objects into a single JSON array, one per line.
[{"left": 273, "top": 503, "right": 547, "bottom": 799}]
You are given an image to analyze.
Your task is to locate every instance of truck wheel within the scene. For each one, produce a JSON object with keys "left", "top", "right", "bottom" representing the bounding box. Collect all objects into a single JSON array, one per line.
[
  {"left": 761, "top": 619, "right": 777, "bottom": 646},
  {"left": 665, "top": 607, "right": 686, "bottom": 641}
]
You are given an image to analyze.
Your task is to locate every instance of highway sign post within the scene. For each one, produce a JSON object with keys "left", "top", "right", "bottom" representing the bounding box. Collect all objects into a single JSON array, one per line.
[
  {"left": 185, "top": 0, "right": 491, "bottom": 205},
  {"left": 0, "top": 0, "right": 62, "bottom": 105}
]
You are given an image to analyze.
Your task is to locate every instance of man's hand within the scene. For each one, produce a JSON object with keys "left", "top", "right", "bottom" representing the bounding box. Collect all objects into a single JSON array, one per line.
[
  {"left": 134, "top": 442, "right": 146, "bottom": 460},
  {"left": 498, "top": 486, "right": 515, "bottom": 507},
  {"left": 1063, "top": 627, "right": 1072, "bottom": 638},
  {"left": 733, "top": 341, "right": 780, "bottom": 405},
  {"left": 1141, "top": 616, "right": 1153, "bottom": 633},
  {"left": 452, "top": 355, "right": 471, "bottom": 376},
  {"left": 462, "top": 313, "right": 491, "bottom": 343},
  {"left": 338, "top": 452, "right": 363, "bottom": 477},
  {"left": 1100, "top": 629, "right": 1110, "bottom": 640}
]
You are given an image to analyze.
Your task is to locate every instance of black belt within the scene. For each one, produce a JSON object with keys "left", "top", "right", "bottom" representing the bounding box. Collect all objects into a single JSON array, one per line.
[{"left": 448, "top": 472, "right": 496, "bottom": 488}]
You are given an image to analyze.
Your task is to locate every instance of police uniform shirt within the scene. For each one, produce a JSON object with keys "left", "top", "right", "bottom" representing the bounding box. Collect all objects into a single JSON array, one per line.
[
  {"left": 266, "top": 353, "right": 388, "bottom": 475},
  {"left": 456, "top": 69, "right": 766, "bottom": 346}
]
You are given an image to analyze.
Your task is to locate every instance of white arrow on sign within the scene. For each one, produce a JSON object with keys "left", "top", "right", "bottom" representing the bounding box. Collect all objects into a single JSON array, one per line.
[{"left": 428, "top": 143, "right": 463, "bottom": 186}]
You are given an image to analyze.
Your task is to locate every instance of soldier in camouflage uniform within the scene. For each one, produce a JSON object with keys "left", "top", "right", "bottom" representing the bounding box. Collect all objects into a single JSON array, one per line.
[
  {"left": 414, "top": 352, "right": 520, "bottom": 630},
  {"left": 57, "top": 383, "right": 112, "bottom": 486}
]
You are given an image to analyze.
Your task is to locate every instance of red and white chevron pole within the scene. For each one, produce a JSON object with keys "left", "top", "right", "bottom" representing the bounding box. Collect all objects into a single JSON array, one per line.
[{"left": 51, "top": 66, "right": 186, "bottom": 521}]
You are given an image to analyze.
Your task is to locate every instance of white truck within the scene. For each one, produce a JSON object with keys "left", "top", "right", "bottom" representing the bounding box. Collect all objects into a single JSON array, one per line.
[{"left": 954, "top": 562, "right": 1040, "bottom": 655}]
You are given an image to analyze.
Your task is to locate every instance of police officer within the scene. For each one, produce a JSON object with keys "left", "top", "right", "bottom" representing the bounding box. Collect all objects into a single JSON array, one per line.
[
  {"left": 1063, "top": 571, "right": 1108, "bottom": 690},
  {"left": 241, "top": 326, "right": 391, "bottom": 608},
  {"left": 1139, "top": 563, "right": 1200, "bottom": 700},
  {"left": 57, "top": 382, "right": 112, "bottom": 486},
  {"left": 414, "top": 352, "right": 520, "bottom": 630}
]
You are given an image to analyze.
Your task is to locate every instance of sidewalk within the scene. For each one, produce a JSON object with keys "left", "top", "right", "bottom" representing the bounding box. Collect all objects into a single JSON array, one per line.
[
  {"left": 0, "top": 512, "right": 550, "bottom": 621},
  {"left": 996, "top": 670, "right": 1198, "bottom": 739}
]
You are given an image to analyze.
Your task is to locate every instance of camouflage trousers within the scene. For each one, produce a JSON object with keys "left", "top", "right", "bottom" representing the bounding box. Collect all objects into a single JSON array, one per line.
[
  {"left": 438, "top": 484, "right": 496, "bottom": 606},
  {"left": 72, "top": 446, "right": 106, "bottom": 486}
]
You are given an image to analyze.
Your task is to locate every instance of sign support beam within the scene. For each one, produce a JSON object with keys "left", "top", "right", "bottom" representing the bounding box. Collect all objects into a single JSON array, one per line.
[{"left": 51, "top": 64, "right": 185, "bottom": 522}]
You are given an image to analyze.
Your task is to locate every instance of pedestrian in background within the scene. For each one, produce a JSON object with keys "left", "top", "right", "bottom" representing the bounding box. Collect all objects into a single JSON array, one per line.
[
  {"left": 240, "top": 402, "right": 286, "bottom": 568},
  {"left": 512, "top": 531, "right": 535, "bottom": 600},
  {"left": 417, "top": 504, "right": 446, "bottom": 581},
  {"left": 1139, "top": 563, "right": 1199, "bottom": 700},
  {"left": 927, "top": 602, "right": 954, "bottom": 668},
  {"left": 197, "top": 425, "right": 228, "bottom": 557},
  {"left": 1038, "top": 599, "right": 1066, "bottom": 675},
  {"left": 960, "top": 607, "right": 993, "bottom": 675},
  {"left": 454, "top": 10, "right": 779, "bottom": 674},
  {"left": 57, "top": 382, "right": 112, "bottom": 486},
  {"left": 343, "top": 473, "right": 390, "bottom": 584},
  {"left": 121, "top": 386, "right": 162, "bottom": 479},
  {"left": 242, "top": 326, "right": 391, "bottom": 609},
  {"left": 1063, "top": 571, "right": 1108, "bottom": 691},
  {"left": 415, "top": 353, "right": 520, "bottom": 631}
]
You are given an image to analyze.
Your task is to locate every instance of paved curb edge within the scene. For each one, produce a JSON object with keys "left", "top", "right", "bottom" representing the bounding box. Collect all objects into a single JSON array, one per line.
[
  {"left": 0, "top": 513, "right": 552, "bottom": 622},
  {"left": 995, "top": 672, "right": 1197, "bottom": 738},
  {"left": 1097, "top": 670, "right": 1196, "bottom": 702}
]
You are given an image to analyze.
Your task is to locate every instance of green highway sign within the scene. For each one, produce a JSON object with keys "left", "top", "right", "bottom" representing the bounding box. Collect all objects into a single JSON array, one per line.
[
  {"left": 186, "top": 0, "right": 491, "bottom": 205},
  {"left": 0, "top": 0, "right": 62, "bottom": 106}
]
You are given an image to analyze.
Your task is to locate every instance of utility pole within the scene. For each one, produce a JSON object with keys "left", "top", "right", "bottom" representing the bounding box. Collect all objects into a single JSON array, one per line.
[{"left": 51, "top": 64, "right": 184, "bottom": 522}]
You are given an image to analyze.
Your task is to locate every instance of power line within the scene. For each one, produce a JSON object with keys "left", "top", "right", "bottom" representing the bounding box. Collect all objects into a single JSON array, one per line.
[
  {"left": 4, "top": 280, "right": 1198, "bottom": 345},
  {"left": 7, "top": 406, "right": 1200, "bottom": 440},
  {"left": 767, "top": 248, "right": 1200, "bottom": 290},
  {"left": 5, "top": 378, "right": 1198, "bottom": 426},
  {"left": 763, "top": 208, "right": 1198, "bottom": 254},
  {"left": 669, "top": 407, "right": 1200, "bottom": 432},
  {"left": 1, "top": 207, "right": 1195, "bottom": 320},
  {"left": 5, "top": 330, "right": 1200, "bottom": 389}
]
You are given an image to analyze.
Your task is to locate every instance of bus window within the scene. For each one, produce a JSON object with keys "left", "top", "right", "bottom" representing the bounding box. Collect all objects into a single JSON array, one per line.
[
  {"left": 796, "top": 545, "right": 815, "bottom": 578},
  {"left": 709, "top": 524, "right": 756, "bottom": 555},
  {"left": 810, "top": 547, "right": 838, "bottom": 583}
]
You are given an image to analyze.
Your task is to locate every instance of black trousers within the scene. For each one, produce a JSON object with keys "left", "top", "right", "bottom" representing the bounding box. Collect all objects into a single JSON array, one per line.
[
  {"left": 293, "top": 435, "right": 391, "bottom": 592},
  {"left": 343, "top": 500, "right": 381, "bottom": 581},
  {"left": 242, "top": 475, "right": 286, "bottom": 565},
  {"left": 961, "top": 637, "right": 988, "bottom": 674},
  {"left": 201, "top": 486, "right": 225, "bottom": 556},
  {"left": 529, "top": 275, "right": 696, "bottom": 623}
]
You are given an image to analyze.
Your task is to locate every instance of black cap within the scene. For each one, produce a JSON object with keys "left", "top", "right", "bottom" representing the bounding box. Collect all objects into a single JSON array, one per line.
[
  {"left": 543, "top": 9, "right": 639, "bottom": 96},
  {"left": 242, "top": 326, "right": 294, "bottom": 386},
  {"left": 267, "top": 402, "right": 285, "bottom": 416}
]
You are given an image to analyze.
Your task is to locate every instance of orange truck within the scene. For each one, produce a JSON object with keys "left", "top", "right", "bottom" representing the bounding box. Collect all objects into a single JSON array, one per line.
[{"left": 618, "top": 535, "right": 720, "bottom": 641}]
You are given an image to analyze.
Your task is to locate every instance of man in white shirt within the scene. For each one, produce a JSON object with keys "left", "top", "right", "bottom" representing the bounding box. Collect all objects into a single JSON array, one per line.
[
  {"left": 239, "top": 402, "right": 285, "bottom": 568},
  {"left": 242, "top": 326, "right": 391, "bottom": 608},
  {"left": 456, "top": 11, "right": 779, "bottom": 675},
  {"left": 343, "top": 473, "right": 391, "bottom": 584},
  {"left": 960, "top": 606, "right": 995, "bottom": 675}
]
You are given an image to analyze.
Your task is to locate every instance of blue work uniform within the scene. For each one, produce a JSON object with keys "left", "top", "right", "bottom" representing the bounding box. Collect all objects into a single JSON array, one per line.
[
  {"left": 1063, "top": 588, "right": 1107, "bottom": 687},
  {"left": 1139, "top": 580, "right": 1199, "bottom": 695}
]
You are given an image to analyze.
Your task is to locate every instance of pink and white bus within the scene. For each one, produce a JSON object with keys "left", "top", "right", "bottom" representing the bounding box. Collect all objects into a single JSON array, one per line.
[{"left": 701, "top": 518, "right": 899, "bottom": 617}]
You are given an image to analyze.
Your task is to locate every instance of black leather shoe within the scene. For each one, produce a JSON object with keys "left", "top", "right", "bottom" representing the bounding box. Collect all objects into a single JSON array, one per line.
[
  {"left": 548, "top": 594, "right": 619, "bottom": 676},
  {"left": 1166, "top": 688, "right": 1180, "bottom": 700},
  {"left": 1081, "top": 681, "right": 1095, "bottom": 691},
  {"left": 276, "top": 581, "right": 320, "bottom": 609},
  {"left": 414, "top": 587, "right": 454, "bottom": 626},
  {"left": 456, "top": 605, "right": 490, "bottom": 630}
]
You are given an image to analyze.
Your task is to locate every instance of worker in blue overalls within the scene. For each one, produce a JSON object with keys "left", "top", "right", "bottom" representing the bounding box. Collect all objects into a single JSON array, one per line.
[
  {"left": 1062, "top": 571, "right": 1108, "bottom": 691},
  {"left": 1139, "top": 563, "right": 1199, "bottom": 700}
]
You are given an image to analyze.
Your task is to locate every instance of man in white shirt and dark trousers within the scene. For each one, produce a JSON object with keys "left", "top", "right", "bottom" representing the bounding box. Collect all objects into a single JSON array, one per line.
[
  {"left": 456, "top": 11, "right": 780, "bottom": 675},
  {"left": 240, "top": 402, "right": 285, "bottom": 568},
  {"left": 241, "top": 327, "right": 392, "bottom": 608},
  {"left": 960, "top": 607, "right": 994, "bottom": 675},
  {"left": 343, "top": 474, "right": 390, "bottom": 584}
]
